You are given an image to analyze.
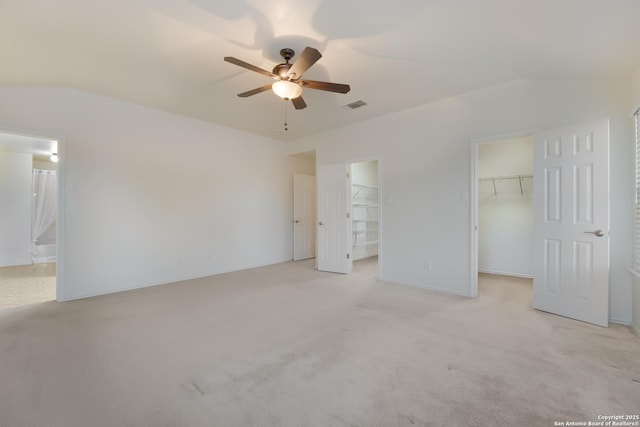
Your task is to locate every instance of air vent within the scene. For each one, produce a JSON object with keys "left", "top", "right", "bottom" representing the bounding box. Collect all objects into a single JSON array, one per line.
[{"left": 343, "top": 100, "right": 367, "bottom": 110}]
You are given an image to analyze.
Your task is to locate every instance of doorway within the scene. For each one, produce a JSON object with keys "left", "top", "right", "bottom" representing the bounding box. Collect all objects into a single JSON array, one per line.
[
  {"left": 0, "top": 131, "right": 60, "bottom": 309},
  {"left": 351, "top": 160, "right": 379, "bottom": 262},
  {"left": 471, "top": 120, "right": 611, "bottom": 327},
  {"left": 292, "top": 150, "right": 317, "bottom": 262},
  {"left": 316, "top": 159, "right": 380, "bottom": 275},
  {"left": 476, "top": 137, "right": 534, "bottom": 281},
  {"left": 471, "top": 132, "right": 535, "bottom": 297}
]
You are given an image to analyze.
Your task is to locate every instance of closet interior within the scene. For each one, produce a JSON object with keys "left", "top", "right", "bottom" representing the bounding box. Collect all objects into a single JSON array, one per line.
[{"left": 351, "top": 160, "right": 379, "bottom": 261}]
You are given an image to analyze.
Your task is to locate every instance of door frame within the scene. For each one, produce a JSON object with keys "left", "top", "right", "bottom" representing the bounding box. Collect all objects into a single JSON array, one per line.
[
  {"left": 0, "top": 127, "right": 66, "bottom": 302},
  {"left": 469, "top": 129, "right": 538, "bottom": 297}
]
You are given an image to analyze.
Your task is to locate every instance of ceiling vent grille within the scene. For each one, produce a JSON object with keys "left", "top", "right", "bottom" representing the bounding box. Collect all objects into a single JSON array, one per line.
[{"left": 343, "top": 100, "right": 367, "bottom": 110}]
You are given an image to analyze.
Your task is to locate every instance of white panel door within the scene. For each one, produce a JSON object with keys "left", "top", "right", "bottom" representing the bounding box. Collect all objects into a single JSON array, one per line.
[
  {"left": 317, "top": 164, "right": 352, "bottom": 273},
  {"left": 533, "top": 120, "right": 610, "bottom": 327},
  {"left": 293, "top": 173, "right": 316, "bottom": 261}
]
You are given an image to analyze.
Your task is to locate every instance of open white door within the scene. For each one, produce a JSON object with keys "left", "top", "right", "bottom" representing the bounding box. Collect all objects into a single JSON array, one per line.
[
  {"left": 317, "top": 164, "right": 352, "bottom": 273},
  {"left": 533, "top": 120, "right": 610, "bottom": 327},
  {"left": 293, "top": 173, "right": 316, "bottom": 261}
]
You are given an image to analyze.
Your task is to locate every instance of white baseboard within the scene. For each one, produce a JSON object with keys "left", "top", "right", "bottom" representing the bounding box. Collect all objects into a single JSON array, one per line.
[
  {"left": 609, "top": 318, "right": 631, "bottom": 326},
  {"left": 478, "top": 269, "right": 533, "bottom": 279},
  {"left": 32, "top": 256, "right": 56, "bottom": 264},
  {"left": 379, "top": 275, "right": 472, "bottom": 297},
  {"left": 61, "top": 258, "right": 292, "bottom": 302},
  {"left": 0, "top": 260, "right": 32, "bottom": 268}
]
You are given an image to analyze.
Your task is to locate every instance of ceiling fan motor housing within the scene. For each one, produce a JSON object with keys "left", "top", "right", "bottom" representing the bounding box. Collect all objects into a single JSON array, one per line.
[
  {"left": 272, "top": 63, "right": 292, "bottom": 79},
  {"left": 273, "top": 48, "right": 295, "bottom": 79}
]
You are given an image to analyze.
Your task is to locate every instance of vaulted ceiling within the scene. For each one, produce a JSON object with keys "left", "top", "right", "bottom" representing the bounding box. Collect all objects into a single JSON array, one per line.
[{"left": 2, "top": 0, "right": 640, "bottom": 141}]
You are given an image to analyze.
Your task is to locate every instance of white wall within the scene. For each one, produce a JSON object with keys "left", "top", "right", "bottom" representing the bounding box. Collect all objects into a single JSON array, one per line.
[
  {"left": 291, "top": 154, "right": 316, "bottom": 175},
  {"left": 0, "top": 87, "right": 294, "bottom": 300},
  {"left": 0, "top": 151, "right": 32, "bottom": 266},
  {"left": 291, "top": 78, "right": 634, "bottom": 323},
  {"left": 478, "top": 137, "right": 533, "bottom": 277},
  {"left": 33, "top": 160, "right": 57, "bottom": 171},
  {"left": 352, "top": 160, "right": 378, "bottom": 187},
  {"left": 631, "top": 66, "right": 640, "bottom": 334}
]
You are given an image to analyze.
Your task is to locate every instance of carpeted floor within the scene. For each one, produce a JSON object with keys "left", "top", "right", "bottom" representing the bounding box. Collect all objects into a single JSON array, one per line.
[
  {"left": 0, "top": 263, "right": 56, "bottom": 311},
  {"left": 0, "top": 258, "right": 638, "bottom": 427}
]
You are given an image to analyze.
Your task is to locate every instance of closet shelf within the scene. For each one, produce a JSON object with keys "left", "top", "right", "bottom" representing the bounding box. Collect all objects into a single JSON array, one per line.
[
  {"left": 354, "top": 241, "right": 379, "bottom": 247},
  {"left": 478, "top": 174, "right": 533, "bottom": 181},
  {"left": 352, "top": 183, "right": 378, "bottom": 189},
  {"left": 351, "top": 166, "right": 379, "bottom": 260},
  {"left": 353, "top": 183, "right": 378, "bottom": 198}
]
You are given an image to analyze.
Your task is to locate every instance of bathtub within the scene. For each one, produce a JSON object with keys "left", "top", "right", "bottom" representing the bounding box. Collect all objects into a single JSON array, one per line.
[{"left": 33, "top": 243, "right": 56, "bottom": 263}]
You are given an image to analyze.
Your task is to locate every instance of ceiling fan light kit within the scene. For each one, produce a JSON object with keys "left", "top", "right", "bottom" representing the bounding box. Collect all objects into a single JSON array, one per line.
[
  {"left": 224, "top": 46, "right": 350, "bottom": 110},
  {"left": 272, "top": 80, "right": 302, "bottom": 100}
]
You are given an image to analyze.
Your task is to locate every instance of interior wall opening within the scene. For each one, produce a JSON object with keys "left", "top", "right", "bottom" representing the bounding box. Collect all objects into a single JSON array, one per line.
[
  {"left": 475, "top": 136, "right": 534, "bottom": 295},
  {"left": 351, "top": 160, "right": 379, "bottom": 266},
  {"left": 292, "top": 150, "right": 317, "bottom": 263},
  {"left": 314, "top": 158, "right": 381, "bottom": 276},
  {"left": 0, "top": 131, "right": 58, "bottom": 310}
]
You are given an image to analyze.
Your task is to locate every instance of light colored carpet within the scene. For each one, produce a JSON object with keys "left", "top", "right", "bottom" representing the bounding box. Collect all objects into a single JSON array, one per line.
[
  {"left": 0, "top": 263, "right": 56, "bottom": 311},
  {"left": 0, "top": 258, "right": 638, "bottom": 427}
]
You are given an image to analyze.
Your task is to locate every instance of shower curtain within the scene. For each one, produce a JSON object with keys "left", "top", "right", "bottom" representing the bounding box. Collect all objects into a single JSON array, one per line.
[{"left": 31, "top": 169, "right": 57, "bottom": 257}]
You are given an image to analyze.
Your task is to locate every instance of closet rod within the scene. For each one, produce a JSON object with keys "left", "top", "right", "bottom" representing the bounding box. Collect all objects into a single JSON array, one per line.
[
  {"left": 478, "top": 174, "right": 533, "bottom": 182},
  {"left": 479, "top": 174, "right": 532, "bottom": 196}
]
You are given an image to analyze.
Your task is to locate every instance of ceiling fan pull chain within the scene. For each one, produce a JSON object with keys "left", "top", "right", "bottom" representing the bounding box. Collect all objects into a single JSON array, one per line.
[{"left": 284, "top": 100, "right": 288, "bottom": 132}]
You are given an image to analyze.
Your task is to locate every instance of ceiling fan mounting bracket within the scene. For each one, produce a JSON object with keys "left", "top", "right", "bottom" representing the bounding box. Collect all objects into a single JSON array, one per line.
[{"left": 279, "top": 48, "right": 295, "bottom": 63}]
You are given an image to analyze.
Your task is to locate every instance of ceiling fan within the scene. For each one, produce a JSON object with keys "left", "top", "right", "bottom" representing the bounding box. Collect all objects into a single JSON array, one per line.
[{"left": 224, "top": 47, "right": 350, "bottom": 110}]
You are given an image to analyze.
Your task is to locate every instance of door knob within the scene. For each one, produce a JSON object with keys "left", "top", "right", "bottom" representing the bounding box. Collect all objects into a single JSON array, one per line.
[
  {"left": 319, "top": 221, "right": 325, "bottom": 226},
  {"left": 294, "top": 220, "right": 300, "bottom": 223},
  {"left": 584, "top": 229, "right": 605, "bottom": 237}
]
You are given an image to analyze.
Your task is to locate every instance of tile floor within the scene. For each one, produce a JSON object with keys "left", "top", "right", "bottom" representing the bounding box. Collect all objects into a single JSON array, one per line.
[{"left": 0, "top": 263, "right": 56, "bottom": 311}]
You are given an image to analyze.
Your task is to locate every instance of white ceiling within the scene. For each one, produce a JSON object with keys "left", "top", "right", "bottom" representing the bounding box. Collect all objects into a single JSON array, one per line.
[{"left": 2, "top": 0, "right": 640, "bottom": 141}]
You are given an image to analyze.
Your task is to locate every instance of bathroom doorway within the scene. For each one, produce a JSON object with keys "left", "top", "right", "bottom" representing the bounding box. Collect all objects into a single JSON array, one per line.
[{"left": 0, "top": 131, "right": 59, "bottom": 310}]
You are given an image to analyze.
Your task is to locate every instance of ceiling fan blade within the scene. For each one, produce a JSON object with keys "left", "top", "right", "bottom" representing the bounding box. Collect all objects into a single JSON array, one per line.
[
  {"left": 287, "top": 47, "right": 322, "bottom": 80},
  {"left": 300, "top": 79, "right": 351, "bottom": 94},
  {"left": 237, "top": 84, "right": 273, "bottom": 98},
  {"left": 291, "top": 96, "right": 307, "bottom": 110},
  {"left": 224, "top": 56, "right": 278, "bottom": 79}
]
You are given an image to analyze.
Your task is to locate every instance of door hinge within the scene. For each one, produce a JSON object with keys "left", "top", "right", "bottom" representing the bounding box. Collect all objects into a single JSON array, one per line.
[
  {"left": 346, "top": 212, "right": 350, "bottom": 219},
  {"left": 347, "top": 253, "right": 350, "bottom": 259},
  {"left": 347, "top": 172, "right": 350, "bottom": 178}
]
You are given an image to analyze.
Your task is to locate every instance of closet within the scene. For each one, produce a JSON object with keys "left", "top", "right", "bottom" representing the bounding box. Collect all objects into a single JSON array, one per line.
[
  {"left": 478, "top": 137, "right": 533, "bottom": 277},
  {"left": 351, "top": 161, "right": 378, "bottom": 261}
]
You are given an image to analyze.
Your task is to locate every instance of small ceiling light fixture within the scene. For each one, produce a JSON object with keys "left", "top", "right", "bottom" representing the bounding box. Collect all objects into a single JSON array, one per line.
[
  {"left": 50, "top": 152, "right": 58, "bottom": 163},
  {"left": 272, "top": 80, "right": 302, "bottom": 100}
]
